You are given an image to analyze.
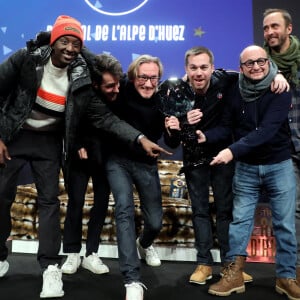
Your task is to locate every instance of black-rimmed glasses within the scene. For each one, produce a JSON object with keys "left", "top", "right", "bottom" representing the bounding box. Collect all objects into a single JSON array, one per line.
[
  {"left": 240, "top": 58, "right": 269, "bottom": 68},
  {"left": 137, "top": 75, "right": 160, "bottom": 84}
]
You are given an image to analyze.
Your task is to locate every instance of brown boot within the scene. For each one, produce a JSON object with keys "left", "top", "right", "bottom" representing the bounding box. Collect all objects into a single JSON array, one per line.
[
  {"left": 276, "top": 278, "right": 300, "bottom": 300},
  {"left": 189, "top": 265, "right": 212, "bottom": 285},
  {"left": 220, "top": 266, "right": 253, "bottom": 283},
  {"left": 242, "top": 271, "right": 253, "bottom": 283},
  {"left": 208, "top": 256, "right": 245, "bottom": 296},
  {"left": 296, "top": 267, "right": 300, "bottom": 284}
]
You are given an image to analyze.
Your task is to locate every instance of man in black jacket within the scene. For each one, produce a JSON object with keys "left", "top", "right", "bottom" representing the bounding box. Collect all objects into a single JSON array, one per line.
[
  {"left": 104, "top": 54, "right": 166, "bottom": 300},
  {"left": 160, "top": 46, "right": 287, "bottom": 286},
  {"left": 205, "top": 45, "right": 300, "bottom": 300},
  {"left": 160, "top": 46, "right": 243, "bottom": 285},
  {"left": 0, "top": 15, "right": 167, "bottom": 298},
  {"left": 61, "top": 53, "right": 123, "bottom": 276}
]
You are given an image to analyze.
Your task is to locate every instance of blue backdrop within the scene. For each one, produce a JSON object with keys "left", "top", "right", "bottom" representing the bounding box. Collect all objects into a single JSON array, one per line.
[{"left": 0, "top": 0, "right": 253, "bottom": 79}]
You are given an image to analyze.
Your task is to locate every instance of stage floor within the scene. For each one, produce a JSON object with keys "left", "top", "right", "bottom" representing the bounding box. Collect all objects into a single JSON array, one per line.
[{"left": 0, "top": 253, "right": 284, "bottom": 300}]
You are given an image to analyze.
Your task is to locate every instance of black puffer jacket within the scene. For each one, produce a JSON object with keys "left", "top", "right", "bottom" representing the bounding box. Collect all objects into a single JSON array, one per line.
[{"left": 0, "top": 32, "right": 141, "bottom": 162}]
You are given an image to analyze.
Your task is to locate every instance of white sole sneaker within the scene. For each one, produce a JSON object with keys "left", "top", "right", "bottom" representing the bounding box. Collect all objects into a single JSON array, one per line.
[
  {"left": 125, "top": 282, "right": 146, "bottom": 300},
  {"left": 61, "top": 253, "right": 81, "bottom": 274},
  {"left": 40, "top": 265, "right": 64, "bottom": 298},
  {"left": 136, "top": 239, "right": 161, "bottom": 267},
  {"left": 81, "top": 253, "right": 109, "bottom": 274},
  {"left": 0, "top": 260, "right": 9, "bottom": 277}
]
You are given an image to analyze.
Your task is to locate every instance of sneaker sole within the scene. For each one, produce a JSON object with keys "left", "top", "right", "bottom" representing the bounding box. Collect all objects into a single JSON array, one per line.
[
  {"left": 61, "top": 260, "right": 80, "bottom": 274},
  {"left": 40, "top": 291, "right": 64, "bottom": 298},
  {"left": 189, "top": 275, "right": 212, "bottom": 285},
  {"left": 81, "top": 263, "right": 109, "bottom": 274},
  {"left": 208, "top": 285, "right": 245, "bottom": 296},
  {"left": 61, "top": 263, "right": 80, "bottom": 274},
  {"left": 145, "top": 261, "right": 161, "bottom": 267},
  {"left": 61, "top": 268, "right": 78, "bottom": 274}
]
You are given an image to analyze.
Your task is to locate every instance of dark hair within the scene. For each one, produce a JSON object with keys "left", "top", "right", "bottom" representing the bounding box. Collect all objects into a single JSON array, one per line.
[
  {"left": 263, "top": 8, "right": 292, "bottom": 27},
  {"left": 184, "top": 46, "right": 214, "bottom": 66},
  {"left": 92, "top": 53, "right": 123, "bottom": 84}
]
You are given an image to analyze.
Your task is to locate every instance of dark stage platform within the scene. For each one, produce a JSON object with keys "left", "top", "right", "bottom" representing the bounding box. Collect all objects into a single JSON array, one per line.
[{"left": 0, "top": 253, "right": 288, "bottom": 300}]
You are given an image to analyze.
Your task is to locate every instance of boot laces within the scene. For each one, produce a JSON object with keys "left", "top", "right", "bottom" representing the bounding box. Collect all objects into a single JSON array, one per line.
[{"left": 222, "top": 263, "right": 236, "bottom": 278}]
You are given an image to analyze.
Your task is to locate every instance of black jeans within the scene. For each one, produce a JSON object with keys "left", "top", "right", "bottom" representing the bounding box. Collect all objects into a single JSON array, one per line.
[
  {"left": 184, "top": 161, "right": 234, "bottom": 265},
  {"left": 63, "top": 157, "right": 110, "bottom": 255},
  {"left": 0, "top": 130, "right": 62, "bottom": 270}
]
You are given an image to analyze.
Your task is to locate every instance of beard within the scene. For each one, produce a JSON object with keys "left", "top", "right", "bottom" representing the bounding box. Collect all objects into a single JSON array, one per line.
[{"left": 268, "top": 35, "right": 289, "bottom": 53}]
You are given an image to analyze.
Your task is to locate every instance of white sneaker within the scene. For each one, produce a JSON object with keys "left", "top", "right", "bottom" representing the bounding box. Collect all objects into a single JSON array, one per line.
[
  {"left": 125, "top": 282, "right": 146, "bottom": 300},
  {"left": 81, "top": 253, "right": 109, "bottom": 274},
  {"left": 136, "top": 238, "right": 161, "bottom": 267},
  {"left": 40, "top": 264, "right": 64, "bottom": 298},
  {"left": 61, "top": 253, "right": 81, "bottom": 274},
  {"left": 0, "top": 260, "right": 9, "bottom": 277}
]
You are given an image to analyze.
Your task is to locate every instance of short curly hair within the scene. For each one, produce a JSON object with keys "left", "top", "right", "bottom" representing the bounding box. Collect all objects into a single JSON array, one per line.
[{"left": 92, "top": 53, "right": 123, "bottom": 84}]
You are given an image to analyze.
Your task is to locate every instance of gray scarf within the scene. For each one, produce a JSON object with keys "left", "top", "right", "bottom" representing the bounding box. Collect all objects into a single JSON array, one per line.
[{"left": 239, "top": 59, "right": 278, "bottom": 102}]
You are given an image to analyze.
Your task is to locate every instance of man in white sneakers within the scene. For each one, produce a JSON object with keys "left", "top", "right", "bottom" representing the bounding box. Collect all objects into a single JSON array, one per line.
[
  {"left": 61, "top": 53, "right": 123, "bottom": 276},
  {"left": 104, "top": 55, "right": 166, "bottom": 300},
  {"left": 0, "top": 16, "right": 168, "bottom": 298}
]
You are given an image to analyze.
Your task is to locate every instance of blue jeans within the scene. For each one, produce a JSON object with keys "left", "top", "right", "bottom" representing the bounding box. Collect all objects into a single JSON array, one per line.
[
  {"left": 184, "top": 162, "right": 234, "bottom": 265},
  {"left": 292, "top": 153, "right": 300, "bottom": 266},
  {"left": 226, "top": 159, "right": 297, "bottom": 278},
  {"left": 106, "top": 155, "right": 163, "bottom": 284}
]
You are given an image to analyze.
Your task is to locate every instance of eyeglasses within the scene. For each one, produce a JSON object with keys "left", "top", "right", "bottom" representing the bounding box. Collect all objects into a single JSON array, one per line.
[
  {"left": 240, "top": 58, "right": 269, "bottom": 68},
  {"left": 137, "top": 75, "right": 160, "bottom": 85}
]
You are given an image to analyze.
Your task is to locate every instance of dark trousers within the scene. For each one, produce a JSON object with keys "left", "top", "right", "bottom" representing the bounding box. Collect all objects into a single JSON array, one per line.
[
  {"left": 0, "top": 130, "right": 62, "bottom": 269},
  {"left": 63, "top": 157, "right": 110, "bottom": 255},
  {"left": 184, "top": 162, "right": 234, "bottom": 265}
]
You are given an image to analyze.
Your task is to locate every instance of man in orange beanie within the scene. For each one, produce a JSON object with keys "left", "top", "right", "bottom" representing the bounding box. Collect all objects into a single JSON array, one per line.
[
  {"left": 0, "top": 15, "right": 169, "bottom": 298},
  {"left": 50, "top": 15, "right": 84, "bottom": 46}
]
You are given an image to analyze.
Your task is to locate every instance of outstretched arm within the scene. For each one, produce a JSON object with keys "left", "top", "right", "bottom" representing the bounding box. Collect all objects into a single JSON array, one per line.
[{"left": 138, "top": 135, "right": 172, "bottom": 158}]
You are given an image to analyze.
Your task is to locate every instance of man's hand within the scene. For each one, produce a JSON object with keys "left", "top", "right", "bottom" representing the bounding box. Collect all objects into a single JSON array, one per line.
[
  {"left": 196, "top": 130, "right": 206, "bottom": 143},
  {"left": 210, "top": 148, "right": 233, "bottom": 165},
  {"left": 0, "top": 139, "right": 11, "bottom": 167},
  {"left": 187, "top": 109, "right": 202, "bottom": 125},
  {"left": 165, "top": 116, "right": 180, "bottom": 135},
  {"left": 271, "top": 73, "right": 290, "bottom": 93},
  {"left": 78, "top": 148, "right": 88, "bottom": 160},
  {"left": 139, "top": 136, "right": 172, "bottom": 158}
]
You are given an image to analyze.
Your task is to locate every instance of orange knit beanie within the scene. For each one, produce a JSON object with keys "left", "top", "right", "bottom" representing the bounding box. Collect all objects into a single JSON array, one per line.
[{"left": 50, "top": 15, "right": 84, "bottom": 45}]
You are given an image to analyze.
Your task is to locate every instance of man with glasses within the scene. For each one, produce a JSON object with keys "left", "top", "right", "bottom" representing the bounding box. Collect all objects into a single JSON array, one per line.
[
  {"left": 197, "top": 45, "right": 299, "bottom": 299},
  {"left": 103, "top": 55, "right": 166, "bottom": 300},
  {"left": 160, "top": 46, "right": 254, "bottom": 286},
  {"left": 0, "top": 15, "right": 168, "bottom": 298},
  {"left": 240, "top": 57, "right": 269, "bottom": 68}
]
